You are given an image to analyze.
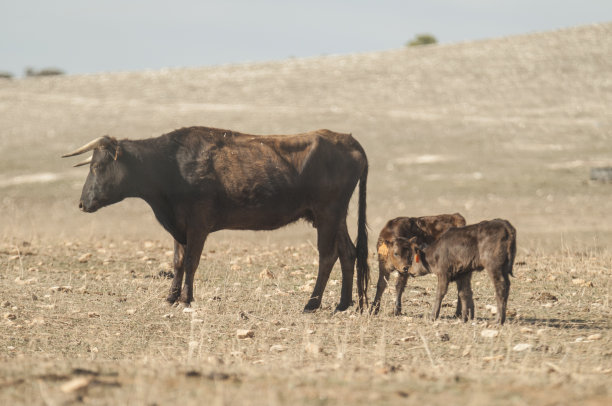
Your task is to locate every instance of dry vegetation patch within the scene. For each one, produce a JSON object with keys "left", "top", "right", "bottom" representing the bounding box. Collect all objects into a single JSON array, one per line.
[{"left": 1, "top": 239, "right": 610, "bottom": 405}]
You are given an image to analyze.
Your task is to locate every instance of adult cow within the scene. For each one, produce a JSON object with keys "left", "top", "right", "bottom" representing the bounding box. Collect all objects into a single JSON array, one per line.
[{"left": 62, "top": 126, "right": 370, "bottom": 312}]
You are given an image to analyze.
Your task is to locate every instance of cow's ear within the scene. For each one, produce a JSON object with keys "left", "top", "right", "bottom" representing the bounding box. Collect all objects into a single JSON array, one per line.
[
  {"left": 100, "top": 136, "right": 121, "bottom": 160},
  {"left": 113, "top": 144, "right": 122, "bottom": 160}
]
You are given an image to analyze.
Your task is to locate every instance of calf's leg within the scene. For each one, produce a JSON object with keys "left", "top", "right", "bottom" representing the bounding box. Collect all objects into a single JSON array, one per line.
[
  {"left": 370, "top": 260, "right": 391, "bottom": 315},
  {"left": 394, "top": 272, "right": 409, "bottom": 316},
  {"left": 455, "top": 273, "right": 474, "bottom": 322},
  {"left": 430, "top": 273, "right": 449, "bottom": 321},
  {"left": 487, "top": 267, "right": 511, "bottom": 324},
  {"left": 454, "top": 289, "right": 462, "bottom": 319},
  {"left": 166, "top": 240, "right": 185, "bottom": 304}
]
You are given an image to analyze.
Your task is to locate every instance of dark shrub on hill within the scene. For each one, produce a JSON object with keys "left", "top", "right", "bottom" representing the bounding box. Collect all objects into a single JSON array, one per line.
[
  {"left": 25, "top": 67, "right": 65, "bottom": 77},
  {"left": 407, "top": 34, "right": 437, "bottom": 47}
]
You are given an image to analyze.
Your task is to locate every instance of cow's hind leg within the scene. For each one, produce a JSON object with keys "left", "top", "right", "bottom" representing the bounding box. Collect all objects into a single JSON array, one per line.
[
  {"left": 336, "top": 221, "right": 356, "bottom": 312},
  {"left": 178, "top": 231, "right": 208, "bottom": 306},
  {"left": 166, "top": 240, "right": 185, "bottom": 304},
  {"left": 304, "top": 220, "right": 339, "bottom": 313}
]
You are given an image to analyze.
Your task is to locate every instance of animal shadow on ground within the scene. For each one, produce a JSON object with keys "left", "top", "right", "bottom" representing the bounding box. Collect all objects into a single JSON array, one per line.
[
  {"left": 392, "top": 313, "right": 609, "bottom": 332},
  {"left": 516, "top": 317, "right": 610, "bottom": 331}
]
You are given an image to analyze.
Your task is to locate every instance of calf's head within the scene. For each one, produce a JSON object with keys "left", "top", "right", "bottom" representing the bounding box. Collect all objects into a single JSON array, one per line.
[
  {"left": 62, "top": 136, "right": 128, "bottom": 212},
  {"left": 393, "top": 237, "right": 429, "bottom": 277}
]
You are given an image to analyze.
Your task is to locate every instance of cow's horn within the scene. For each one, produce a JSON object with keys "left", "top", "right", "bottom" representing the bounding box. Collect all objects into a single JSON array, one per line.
[
  {"left": 62, "top": 136, "right": 108, "bottom": 158},
  {"left": 73, "top": 155, "right": 93, "bottom": 167}
]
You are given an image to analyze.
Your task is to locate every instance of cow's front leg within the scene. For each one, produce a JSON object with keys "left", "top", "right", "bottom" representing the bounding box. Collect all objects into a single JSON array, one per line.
[
  {"left": 178, "top": 231, "right": 208, "bottom": 306},
  {"left": 166, "top": 240, "right": 185, "bottom": 304}
]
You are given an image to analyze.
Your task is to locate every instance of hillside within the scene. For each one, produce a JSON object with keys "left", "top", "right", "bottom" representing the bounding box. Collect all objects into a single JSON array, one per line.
[{"left": 0, "top": 22, "right": 611, "bottom": 248}]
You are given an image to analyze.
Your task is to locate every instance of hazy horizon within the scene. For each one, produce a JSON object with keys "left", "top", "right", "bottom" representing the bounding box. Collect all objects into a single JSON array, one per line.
[{"left": 2, "top": 1, "right": 611, "bottom": 76}]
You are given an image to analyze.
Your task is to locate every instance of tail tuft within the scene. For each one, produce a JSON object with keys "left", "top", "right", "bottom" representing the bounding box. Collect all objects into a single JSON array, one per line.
[{"left": 356, "top": 165, "right": 370, "bottom": 310}]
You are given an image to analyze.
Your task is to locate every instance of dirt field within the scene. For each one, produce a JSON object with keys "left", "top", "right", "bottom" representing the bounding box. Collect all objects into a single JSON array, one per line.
[{"left": 1, "top": 23, "right": 611, "bottom": 405}]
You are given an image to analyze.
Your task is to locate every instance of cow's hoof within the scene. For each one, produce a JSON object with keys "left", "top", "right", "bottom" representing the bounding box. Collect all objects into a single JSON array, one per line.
[
  {"left": 333, "top": 302, "right": 352, "bottom": 313},
  {"left": 303, "top": 303, "right": 320, "bottom": 313},
  {"left": 369, "top": 304, "right": 381, "bottom": 315},
  {"left": 166, "top": 293, "right": 180, "bottom": 304},
  {"left": 393, "top": 309, "right": 403, "bottom": 316}
]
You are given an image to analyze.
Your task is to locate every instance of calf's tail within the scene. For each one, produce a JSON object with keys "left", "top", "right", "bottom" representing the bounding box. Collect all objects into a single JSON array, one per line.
[{"left": 356, "top": 164, "right": 370, "bottom": 309}]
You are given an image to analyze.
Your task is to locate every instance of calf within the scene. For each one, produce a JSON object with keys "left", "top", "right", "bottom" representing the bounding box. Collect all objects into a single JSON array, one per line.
[
  {"left": 371, "top": 213, "right": 466, "bottom": 315},
  {"left": 400, "top": 219, "right": 516, "bottom": 324}
]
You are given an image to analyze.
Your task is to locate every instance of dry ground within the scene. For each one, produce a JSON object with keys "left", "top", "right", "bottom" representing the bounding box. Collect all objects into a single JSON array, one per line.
[{"left": 1, "top": 23, "right": 611, "bottom": 405}]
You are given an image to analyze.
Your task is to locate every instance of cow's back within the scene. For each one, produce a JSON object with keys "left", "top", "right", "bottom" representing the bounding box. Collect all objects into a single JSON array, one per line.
[
  {"left": 165, "top": 126, "right": 367, "bottom": 231},
  {"left": 433, "top": 219, "right": 515, "bottom": 274}
]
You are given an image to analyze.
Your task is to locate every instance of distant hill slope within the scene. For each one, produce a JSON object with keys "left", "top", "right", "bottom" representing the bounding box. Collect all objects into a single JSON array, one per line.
[{"left": 1, "top": 23, "right": 611, "bottom": 247}]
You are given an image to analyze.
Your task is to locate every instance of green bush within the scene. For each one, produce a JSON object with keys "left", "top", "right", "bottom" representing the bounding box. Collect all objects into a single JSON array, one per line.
[{"left": 406, "top": 34, "right": 437, "bottom": 47}]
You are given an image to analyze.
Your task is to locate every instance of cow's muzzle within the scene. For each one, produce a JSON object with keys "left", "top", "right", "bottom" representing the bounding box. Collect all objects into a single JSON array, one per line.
[{"left": 79, "top": 200, "right": 98, "bottom": 213}]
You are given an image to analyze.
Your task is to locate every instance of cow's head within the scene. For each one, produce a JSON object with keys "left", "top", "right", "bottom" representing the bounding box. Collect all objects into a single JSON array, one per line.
[
  {"left": 62, "top": 136, "right": 128, "bottom": 212},
  {"left": 392, "top": 236, "right": 429, "bottom": 277}
]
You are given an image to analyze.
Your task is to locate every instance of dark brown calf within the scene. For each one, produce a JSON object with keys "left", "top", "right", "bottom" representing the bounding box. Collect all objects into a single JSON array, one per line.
[
  {"left": 371, "top": 213, "right": 466, "bottom": 315},
  {"left": 401, "top": 219, "right": 517, "bottom": 324}
]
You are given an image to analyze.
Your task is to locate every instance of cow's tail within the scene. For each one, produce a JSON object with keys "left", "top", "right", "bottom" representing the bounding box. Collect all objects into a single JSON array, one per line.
[
  {"left": 356, "top": 163, "right": 370, "bottom": 311},
  {"left": 505, "top": 222, "right": 517, "bottom": 277}
]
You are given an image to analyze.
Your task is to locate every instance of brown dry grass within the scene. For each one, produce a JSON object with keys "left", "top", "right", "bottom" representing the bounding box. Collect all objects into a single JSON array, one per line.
[{"left": 1, "top": 23, "right": 611, "bottom": 405}]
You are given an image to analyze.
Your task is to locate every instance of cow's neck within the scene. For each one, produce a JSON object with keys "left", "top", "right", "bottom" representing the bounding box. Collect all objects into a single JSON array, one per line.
[
  {"left": 419, "top": 245, "right": 435, "bottom": 274},
  {"left": 121, "top": 139, "right": 187, "bottom": 244}
]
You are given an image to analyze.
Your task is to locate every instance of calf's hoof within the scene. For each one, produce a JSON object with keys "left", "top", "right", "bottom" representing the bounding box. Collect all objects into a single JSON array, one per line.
[
  {"left": 178, "top": 292, "right": 193, "bottom": 306},
  {"left": 166, "top": 292, "right": 180, "bottom": 304},
  {"left": 393, "top": 308, "right": 403, "bottom": 316}
]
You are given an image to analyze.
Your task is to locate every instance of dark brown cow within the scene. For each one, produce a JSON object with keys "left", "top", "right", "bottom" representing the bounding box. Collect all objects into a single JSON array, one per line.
[
  {"left": 399, "top": 219, "right": 516, "bottom": 324},
  {"left": 62, "top": 126, "right": 370, "bottom": 312},
  {"left": 371, "top": 213, "right": 466, "bottom": 315}
]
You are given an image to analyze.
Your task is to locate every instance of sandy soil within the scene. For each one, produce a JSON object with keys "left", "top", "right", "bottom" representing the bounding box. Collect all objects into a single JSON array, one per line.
[{"left": 0, "top": 23, "right": 611, "bottom": 405}]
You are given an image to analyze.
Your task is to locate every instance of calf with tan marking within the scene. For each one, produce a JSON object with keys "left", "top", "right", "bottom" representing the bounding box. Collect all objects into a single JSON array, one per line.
[{"left": 371, "top": 213, "right": 466, "bottom": 315}]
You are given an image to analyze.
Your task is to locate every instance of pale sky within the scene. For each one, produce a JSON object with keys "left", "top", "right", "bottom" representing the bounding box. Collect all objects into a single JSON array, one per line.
[{"left": 1, "top": 0, "right": 610, "bottom": 76}]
